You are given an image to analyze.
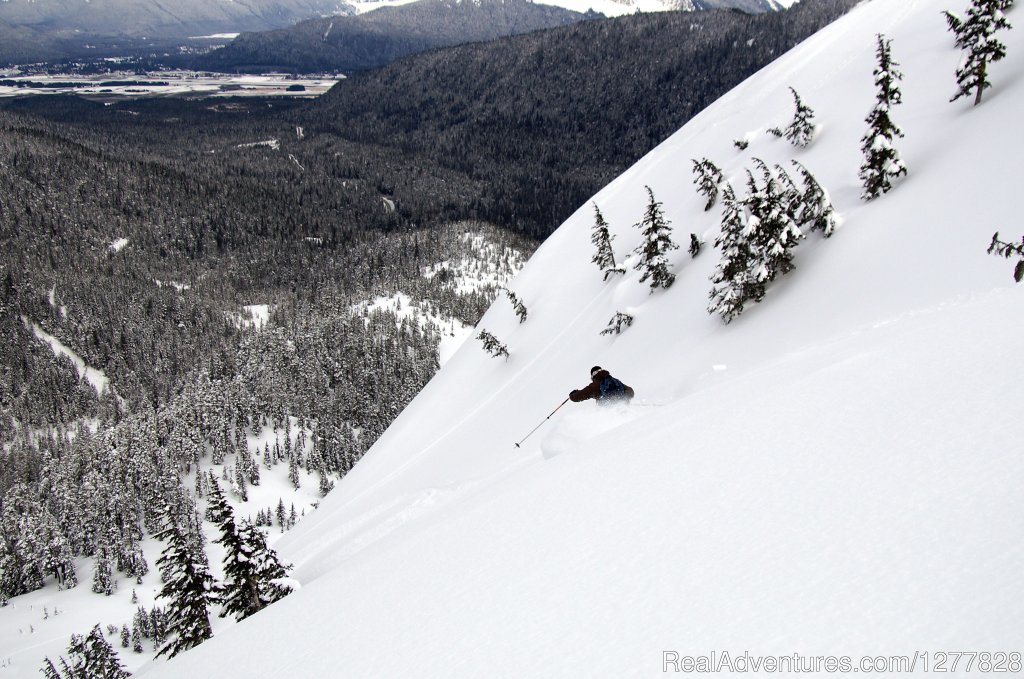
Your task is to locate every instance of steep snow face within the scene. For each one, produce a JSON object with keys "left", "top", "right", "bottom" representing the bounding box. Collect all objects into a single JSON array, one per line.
[{"left": 137, "top": 0, "right": 1023, "bottom": 677}]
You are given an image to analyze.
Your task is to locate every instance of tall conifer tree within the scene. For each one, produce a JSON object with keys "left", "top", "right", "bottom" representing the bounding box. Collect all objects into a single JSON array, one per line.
[
  {"left": 791, "top": 161, "right": 840, "bottom": 237},
  {"left": 632, "top": 186, "right": 678, "bottom": 292},
  {"left": 43, "top": 625, "right": 131, "bottom": 679},
  {"left": 860, "top": 34, "right": 907, "bottom": 199},
  {"left": 708, "top": 183, "right": 754, "bottom": 323},
  {"left": 745, "top": 161, "right": 804, "bottom": 302},
  {"left": 154, "top": 508, "right": 215, "bottom": 659},
  {"left": 692, "top": 158, "right": 725, "bottom": 211},
  {"left": 769, "top": 87, "right": 817, "bottom": 147},
  {"left": 590, "top": 204, "right": 622, "bottom": 280},
  {"left": 208, "top": 477, "right": 293, "bottom": 622},
  {"left": 948, "top": 0, "right": 1012, "bottom": 105}
]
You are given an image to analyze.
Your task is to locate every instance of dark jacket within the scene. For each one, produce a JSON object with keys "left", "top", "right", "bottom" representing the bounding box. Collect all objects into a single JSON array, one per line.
[{"left": 569, "top": 369, "right": 635, "bottom": 404}]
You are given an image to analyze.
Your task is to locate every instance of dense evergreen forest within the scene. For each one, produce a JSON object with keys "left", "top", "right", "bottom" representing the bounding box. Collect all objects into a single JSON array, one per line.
[
  {"left": 0, "top": 0, "right": 859, "bottom": 610},
  {"left": 196, "top": 0, "right": 594, "bottom": 74},
  {"left": 307, "top": 0, "right": 861, "bottom": 237},
  {"left": 0, "top": 98, "right": 530, "bottom": 603}
]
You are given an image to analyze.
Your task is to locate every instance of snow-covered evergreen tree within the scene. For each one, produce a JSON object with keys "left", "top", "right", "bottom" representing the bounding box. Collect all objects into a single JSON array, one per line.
[
  {"left": 948, "top": 0, "right": 1013, "bottom": 105},
  {"left": 41, "top": 658, "right": 62, "bottom": 679},
  {"left": 237, "top": 520, "right": 293, "bottom": 607},
  {"left": 708, "top": 183, "right": 755, "bottom": 323},
  {"left": 318, "top": 470, "right": 334, "bottom": 497},
  {"left": 154, "top": 507, "right": 215, "bottom": 659},
  {"left": 131, "top": 626, "right": 143, "bottom": 654},
  {"left": 691, "top": 158, "right": 724, "bottom": 211},
  {"left": 476, "top": 330, "right": 509, "bottom": 359},
  {"left": 745, "top": 160, "right": 805, "bottom": 302},
  {"left": 91, "top": 545, "right": 115, "bottom": 596},
  {"left": 208, "top": 477, "right": 293, "bottom": 622},
  {"left": 288, "top": 456, "right": 300, "bottom": 490},
  {"left": 791, "top": 161, "right": 840, "bottom": 237},
  {"left": 504, "top": 289, "right": 528, "bottom": 323},
  {"left": 82, "top": 625, "right": 131, "bottom": 678},
  {"left": 768, "top": 87, "right": 817, "bottom": 147},
  {"left": 275, "top": 498, "right": 287, "bottom": 530},
  {"left": 632, "top": 186, "right": 678, "bottom": 292},
  {"left": 43, "top": 625, "right": 131, "bottom": 679},
  {"left": 600, "top": 312, "right": 634, "bottom": 336},
  {"left": 860, "top": 34, "right": 908, "bottom": 199},
  {"left": 590, "top": 204, "right": 623, "bottom": 280}
]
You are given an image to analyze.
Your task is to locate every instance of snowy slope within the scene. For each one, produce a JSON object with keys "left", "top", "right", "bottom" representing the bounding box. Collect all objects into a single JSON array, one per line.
[{"left": 137, "top": 0, "right": 1023, "bottom": 676}]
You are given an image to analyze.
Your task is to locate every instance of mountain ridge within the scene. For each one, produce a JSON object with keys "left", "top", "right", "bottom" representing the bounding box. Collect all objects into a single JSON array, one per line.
[{"left": 196, "top": 0, "right": 597, "bottom": 73}]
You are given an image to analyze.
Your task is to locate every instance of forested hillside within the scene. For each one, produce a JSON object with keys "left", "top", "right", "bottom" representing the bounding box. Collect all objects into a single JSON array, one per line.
[
  {"left": 197, "top": 0, "right": 596, "bottom": 74},
  {"left": 0, "top": 97, "right": 532, "bottom": 611},
  {"left": 306, "top": 0, "right": 861, "bottom": 237}
]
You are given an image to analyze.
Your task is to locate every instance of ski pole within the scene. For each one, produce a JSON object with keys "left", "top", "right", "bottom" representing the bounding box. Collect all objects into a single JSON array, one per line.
[{"left": 514, "top": 397, "right": 570, "bottom": 448}]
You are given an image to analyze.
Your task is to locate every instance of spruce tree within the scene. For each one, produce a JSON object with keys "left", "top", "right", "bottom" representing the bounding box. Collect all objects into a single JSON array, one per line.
[
  {"left": 82, "top": 625, "right": 131, "bottom": 679},
  {"left": 692, "top": 158, "right": 724, "bottom": 211},
  {"left": 860, "top": 34, "right": 908, "bottom": 199},
  {"left": 503, "top": 289, "right": 528, "bottom": 323},
  {"left": 632, "top": 186, "right": 678, "bottom": 292},
  {"left": 744, "top": 161, "right": 804, "bottom": 303},
  {"left": 41, "top": 658, "right": 62, "bottom": 679},
  {"left": 276, "top": 498, "right": 287, "bottom": 530},
  {"left": 288, "top": 456, "right": 300, "bottom": 490},
  {"left": 43, "top": 625, "right": 131, "bottom": 679},
  {"left": 234, "top": 462, "right": 250, "bottom": 501},
  {"left": 91, "top": 546, "right": 115, "bottom": 596},
  {"left": 590, "top": 204, "right": 622, "bottom": 280},
  {"left": 154, "top": 508, "right": 215, "bottom": 659},
  {"left": 208, "top": 478, "right": 293, "bottom": 622},
  {"left": 791, "top": 161, "right": 840, "bottom": 237},
  {"left": 131, "top": 626, "right": 143, "bottom": 654},
  {"left": 476, "top": 330, "right": 509, "bottom": 359},
  {"left": 708, "top": 183, "right": 755, "bottom": 323},
  {"left": 768, "top": 87, "right": 817, "bottom": 147},
  {"left": 948, "top": 0, "right": 1012, "bottom": 105},
  {"left": 600, "top": 312, "right": 634, "bottom": 336},
  {"left": 237, "top": 520, "right": 293, "bottom": 608}
]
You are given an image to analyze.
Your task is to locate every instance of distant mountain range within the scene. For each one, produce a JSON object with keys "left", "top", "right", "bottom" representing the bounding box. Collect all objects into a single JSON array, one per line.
[
  {"left": 0, "top": 0, "right": 794, "bottom": 68},
  {"left": 337, "top": 0, "right": 795, "bottom": 19},
  {"left": 196, "top": 0, "right": 597, "bottom": 74},
  {"left": 196, "top": 0, "right": 795, "bottom": 74},
  {"left": 0, "top": 0, "right": 351, "bottom": 41}
]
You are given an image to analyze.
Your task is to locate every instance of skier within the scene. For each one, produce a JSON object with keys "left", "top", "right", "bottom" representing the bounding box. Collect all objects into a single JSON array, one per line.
[{"left": 569, "top": 366, "right": 635, "bottom": 405}]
